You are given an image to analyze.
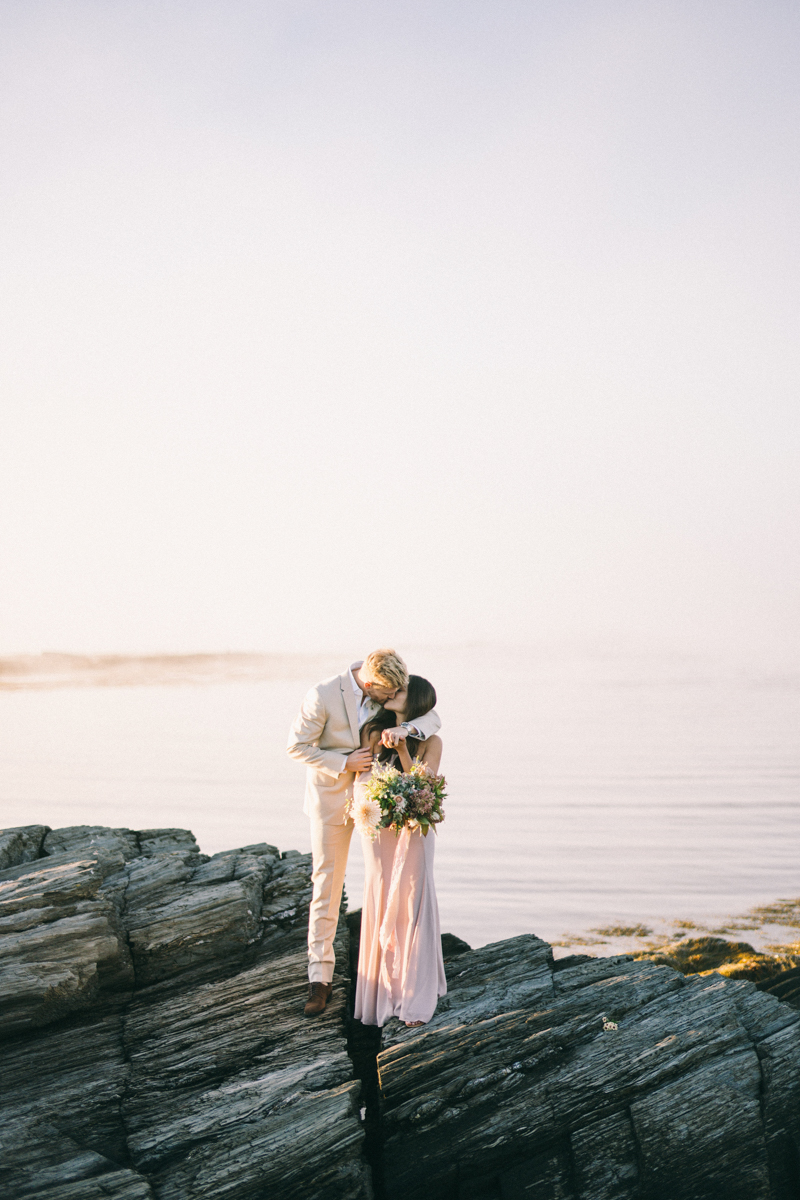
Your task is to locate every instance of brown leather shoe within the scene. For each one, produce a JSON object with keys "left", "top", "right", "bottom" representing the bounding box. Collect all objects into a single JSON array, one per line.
[{"left": 304, "top": 982, "right": 332, "bottom": 1016}]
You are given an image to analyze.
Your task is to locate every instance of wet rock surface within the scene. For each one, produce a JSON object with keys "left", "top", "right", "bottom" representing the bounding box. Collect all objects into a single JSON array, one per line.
[
  {"left": 376, "top": 936, "right": 800, "bottom": 1200},
  {"left": 4, "top": 823, "right": 800, "bottom": 1200},
  {"left": 0, "top": 824, "right": 369, "bottom": 1200}
]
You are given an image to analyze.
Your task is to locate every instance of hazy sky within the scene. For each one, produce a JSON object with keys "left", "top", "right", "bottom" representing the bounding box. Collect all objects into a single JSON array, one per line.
[{"left": 1, "top": 1, "right": 798, "bottom": 655}]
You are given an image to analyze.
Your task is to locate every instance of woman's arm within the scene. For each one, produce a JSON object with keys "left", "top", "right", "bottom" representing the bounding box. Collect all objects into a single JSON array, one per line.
[
  {"left": 419, "top": 734, "right": 442, "bottom": 774},
  {"left": 395, "top": 739, "right": 414, "bottom": 772},
  {"left": 396, "top": 734, "right": 442, "bottom": 775}
]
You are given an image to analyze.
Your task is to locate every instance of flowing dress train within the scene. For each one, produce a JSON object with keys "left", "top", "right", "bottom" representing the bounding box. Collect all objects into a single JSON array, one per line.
[{"left": 354, "top": 782, "right": 447, "bottom": 1026}]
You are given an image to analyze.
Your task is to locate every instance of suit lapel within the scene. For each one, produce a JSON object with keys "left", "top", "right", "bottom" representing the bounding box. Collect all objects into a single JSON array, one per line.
[{"left": 341, "top": 673, "right": 360, "bottom": 747}]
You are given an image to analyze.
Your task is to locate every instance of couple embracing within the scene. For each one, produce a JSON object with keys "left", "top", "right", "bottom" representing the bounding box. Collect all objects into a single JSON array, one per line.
[{"left": 287, "top": 649, "right": 447, "bottom": 1027}]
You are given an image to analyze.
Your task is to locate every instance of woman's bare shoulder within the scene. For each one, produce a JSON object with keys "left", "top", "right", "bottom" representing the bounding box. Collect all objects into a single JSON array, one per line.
[{"left": 420, "top": 733, "right": 443, "bottom": 750}]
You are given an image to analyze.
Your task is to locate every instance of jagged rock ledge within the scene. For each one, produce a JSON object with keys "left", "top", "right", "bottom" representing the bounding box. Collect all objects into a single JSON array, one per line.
[
  {"left": 2, "top": 824, "right": 800, "bottom": 1200},
  {"left": 0, "top": 823, "right": 367, "bottom": 1200}
]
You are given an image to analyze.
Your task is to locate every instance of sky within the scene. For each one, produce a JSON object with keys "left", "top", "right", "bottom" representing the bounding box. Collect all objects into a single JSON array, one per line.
[{"left": 1, "top": 0, "right": 798, "bottom": 657}]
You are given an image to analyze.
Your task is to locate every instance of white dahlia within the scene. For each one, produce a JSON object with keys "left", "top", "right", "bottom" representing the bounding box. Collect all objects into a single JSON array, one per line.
[{"left": 353, "top": 796, "right": 382, "bottom": 838}]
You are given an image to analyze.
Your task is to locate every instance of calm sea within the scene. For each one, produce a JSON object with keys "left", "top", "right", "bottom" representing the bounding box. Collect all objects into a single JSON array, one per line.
[{"left": 1, "top": 646, "right": 798, "bottom": 956}]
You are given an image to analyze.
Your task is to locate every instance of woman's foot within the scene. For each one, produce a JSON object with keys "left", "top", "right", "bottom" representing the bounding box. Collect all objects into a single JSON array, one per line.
[{"left": 405, "top": 1020, "right": 425, "bottom": 1027}]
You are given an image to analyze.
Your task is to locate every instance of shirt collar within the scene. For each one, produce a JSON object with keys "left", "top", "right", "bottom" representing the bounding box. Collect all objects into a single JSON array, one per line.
[{"left": 348, "top": 664, "right": 362, "bottom": 702}]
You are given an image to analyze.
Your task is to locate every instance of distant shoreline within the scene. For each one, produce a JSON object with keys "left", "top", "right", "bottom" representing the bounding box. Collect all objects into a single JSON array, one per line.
[{"left": 0, "top": 652, "right": 342, "bottom": 690}]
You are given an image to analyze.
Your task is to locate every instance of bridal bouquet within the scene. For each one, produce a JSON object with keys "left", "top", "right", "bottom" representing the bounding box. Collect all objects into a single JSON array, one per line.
[{"left": 350, "top": 759, "right": 447, "bottom": 841}]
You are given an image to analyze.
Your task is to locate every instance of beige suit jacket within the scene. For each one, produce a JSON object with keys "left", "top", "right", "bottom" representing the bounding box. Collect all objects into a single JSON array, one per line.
[{"left": 287, "top": 665, "right": 442, "bottom": 826}]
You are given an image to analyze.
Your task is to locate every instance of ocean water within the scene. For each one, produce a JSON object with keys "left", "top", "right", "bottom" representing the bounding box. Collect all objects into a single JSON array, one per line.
[{"left": 1, "top": 646, "right": 798, "bottom": 956}]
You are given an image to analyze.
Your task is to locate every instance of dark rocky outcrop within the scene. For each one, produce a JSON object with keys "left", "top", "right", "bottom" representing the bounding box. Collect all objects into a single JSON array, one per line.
[
  {"left": 375, "top": 937, "right": 800, "bottom": 1200},
  {"left": 759, "top": 965, "right": 800, "bottom": 1009},
  {"left": 3, "top": 823, "right": 800, "bottom": 1200},
  {"left": 0, "top": 824, "right": 369, "bottom": 1200},
  {"left": 0, "top": 825, "right": 49, "bottom": 871}
]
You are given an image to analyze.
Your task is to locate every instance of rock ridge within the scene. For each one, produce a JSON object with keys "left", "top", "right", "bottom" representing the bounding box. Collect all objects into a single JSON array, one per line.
[
  {"left": 371, "top": 936, "right": 800, "bottom": 1199},
  {"left": 0, "top": 823, "right": 370, "bottom": 1200},
  {"left": 3, "top": 823, "right": 800, "bottom": 1200}
]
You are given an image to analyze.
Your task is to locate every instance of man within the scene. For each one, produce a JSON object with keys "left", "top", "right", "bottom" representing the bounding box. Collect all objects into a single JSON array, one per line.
[{"left": 287, "top": 649, "right": 441, "bottom": 1015}]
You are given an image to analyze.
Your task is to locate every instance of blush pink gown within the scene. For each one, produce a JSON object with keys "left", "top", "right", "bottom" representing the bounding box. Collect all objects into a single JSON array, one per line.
[{"left": 353, "top": 777, "right": 447, "bottom": 1027}]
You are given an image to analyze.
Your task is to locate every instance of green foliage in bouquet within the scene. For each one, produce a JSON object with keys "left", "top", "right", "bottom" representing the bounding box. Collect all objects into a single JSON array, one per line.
[{"left": 351, "top": 759, "right": 447, "bottom": 840}]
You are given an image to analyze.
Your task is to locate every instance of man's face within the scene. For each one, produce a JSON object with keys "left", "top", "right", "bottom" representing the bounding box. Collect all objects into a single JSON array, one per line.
[{"left": 364, "top": 680, "right": 398, "bottom": 704}]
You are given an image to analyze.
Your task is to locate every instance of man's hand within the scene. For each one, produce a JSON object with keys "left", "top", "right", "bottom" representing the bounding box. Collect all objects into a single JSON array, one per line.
[
  {"left": 345, "top": 748, "right": 373, "bottom": 772},
  {"left": 381, "top": 727, "right": 409, "bottom": 749}
]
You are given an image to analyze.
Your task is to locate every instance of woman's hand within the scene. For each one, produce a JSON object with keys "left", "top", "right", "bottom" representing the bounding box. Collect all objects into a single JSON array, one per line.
[{"left": 381, "top": 727, "right": 409, "bottom": 749}]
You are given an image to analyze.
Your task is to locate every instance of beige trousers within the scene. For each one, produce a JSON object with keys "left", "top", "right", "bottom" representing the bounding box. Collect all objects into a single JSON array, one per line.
[{"left": 308, "top": 817, "right": 354, "bottom": 983}]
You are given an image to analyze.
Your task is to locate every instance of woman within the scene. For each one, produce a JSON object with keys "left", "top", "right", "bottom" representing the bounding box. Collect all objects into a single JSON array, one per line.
[{"left": 353, "top": 675, "right": 447, "bottom": 1027}]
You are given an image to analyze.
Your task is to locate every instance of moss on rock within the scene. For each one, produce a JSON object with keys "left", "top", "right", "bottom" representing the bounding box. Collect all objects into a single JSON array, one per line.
[{"left": 633, "top": 935, "right": 800, "bottom": 982}]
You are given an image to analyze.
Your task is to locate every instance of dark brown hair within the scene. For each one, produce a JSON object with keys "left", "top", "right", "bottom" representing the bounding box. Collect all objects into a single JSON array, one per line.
[
  {"left": 404, "top": 675, "right": 437, "bottom": 725},
  {"left": 361, "top": 707, "right": 397, "bottom": 750}
]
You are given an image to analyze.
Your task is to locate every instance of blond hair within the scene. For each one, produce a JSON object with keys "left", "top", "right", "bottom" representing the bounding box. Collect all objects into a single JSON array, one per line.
[{"left": 362, "top": 648, "right": 408, "bottom": 690}]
